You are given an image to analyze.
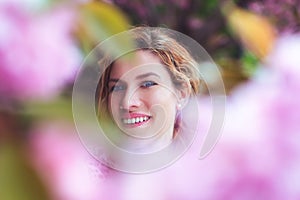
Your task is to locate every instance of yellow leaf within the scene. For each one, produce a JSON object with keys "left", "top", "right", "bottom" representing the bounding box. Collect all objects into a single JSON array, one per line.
[
  {"left": 223, "top": 2, "right": 277, "bottom": 59},
  {"left": 75, "top": 1, "right": 132, "bottom": 55}
]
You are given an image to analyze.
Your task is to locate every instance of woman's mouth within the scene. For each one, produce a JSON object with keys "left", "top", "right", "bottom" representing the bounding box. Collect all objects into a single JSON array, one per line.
[{"left": 122, "top": 116, "right": 151, "bottom": 125}]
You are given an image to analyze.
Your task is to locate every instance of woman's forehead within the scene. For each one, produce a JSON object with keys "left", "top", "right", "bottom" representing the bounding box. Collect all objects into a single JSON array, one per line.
[
  {"left": 110, "top": 51, "right": 170, "bottom": 79},
  {"left": 114, "top": 50, "right": 161, "bottom": 68}
]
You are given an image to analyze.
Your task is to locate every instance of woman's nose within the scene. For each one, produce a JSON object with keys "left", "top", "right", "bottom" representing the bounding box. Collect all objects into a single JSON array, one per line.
[{"left": 120, "top": 88, "right": 141, "bottom": 111}]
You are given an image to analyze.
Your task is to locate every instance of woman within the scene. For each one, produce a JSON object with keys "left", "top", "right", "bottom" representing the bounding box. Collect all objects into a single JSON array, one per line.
[{"left": 97, "top": 27, "right": 203, "bottom": 154}]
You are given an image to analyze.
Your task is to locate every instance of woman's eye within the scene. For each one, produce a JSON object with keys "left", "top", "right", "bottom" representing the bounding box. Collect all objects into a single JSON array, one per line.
[
  {"left": 110, "top": 85, "right": 126, "bottom": 92},
  {"left": 141, "top": 81, "right": 157, "bottom": 88}
]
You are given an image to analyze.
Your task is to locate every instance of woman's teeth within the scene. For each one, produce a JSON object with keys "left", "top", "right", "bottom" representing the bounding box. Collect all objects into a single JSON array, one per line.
[{"left": 123, "top": 116, "right": 150, "bottom": 124}]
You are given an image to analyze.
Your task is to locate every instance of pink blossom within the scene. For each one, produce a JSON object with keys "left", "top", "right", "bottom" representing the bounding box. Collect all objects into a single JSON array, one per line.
[
  {"left": 266, "top": 34, "right": 300, "bottom": 86},
  {"left": 28, "top": 122, "right": 108, "bottom": 200},
  {"left": 110, "top": 99, "right": 285, "bottom": 199},
  {"left": 0, "top": 2, "right": 81, "bottom": 100}
]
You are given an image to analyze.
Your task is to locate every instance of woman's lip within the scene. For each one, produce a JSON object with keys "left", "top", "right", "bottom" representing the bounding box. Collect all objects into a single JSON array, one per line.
[{"left": 121, "top": 113, "right": 151, "bottom": 119}]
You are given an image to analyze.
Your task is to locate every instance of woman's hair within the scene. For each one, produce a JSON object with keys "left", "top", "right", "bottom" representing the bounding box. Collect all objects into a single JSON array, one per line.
[{"left": 97, "top": 27, "right": 203, "bottom": 134}]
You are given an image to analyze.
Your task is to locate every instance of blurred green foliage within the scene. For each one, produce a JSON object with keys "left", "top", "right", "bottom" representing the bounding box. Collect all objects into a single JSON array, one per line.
[
  {"left": 0, "top": 143, "right": 50, "bottom": 200},
  {"left": 22, "top": 97, "right": 73, "bottom": 121},
  {"left": 241, "top": 51, "right": 260, "bottom": 77}
]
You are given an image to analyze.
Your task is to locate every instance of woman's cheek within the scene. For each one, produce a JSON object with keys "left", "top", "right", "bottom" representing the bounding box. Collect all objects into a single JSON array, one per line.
[
  {"left": 147, "top": 89, "right": 177, "bottom": 109},
  {"left": 108, "top": 95, "right": 118, "bottom": 114}
]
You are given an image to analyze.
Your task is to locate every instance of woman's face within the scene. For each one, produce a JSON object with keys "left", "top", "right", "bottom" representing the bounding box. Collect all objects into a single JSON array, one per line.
[{"left": 107, "top": 51, "right": 180, "bottom": 141}]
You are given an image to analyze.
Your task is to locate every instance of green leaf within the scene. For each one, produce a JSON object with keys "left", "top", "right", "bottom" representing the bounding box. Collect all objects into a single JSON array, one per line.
[
  {"left": 241, "top": 50, "right": 260, "bottom": 77},
  {"left": 21, "top": 97, "right": 73, "bottom": 121},
  {"left": 198, "top": 0, "right": 219, "bottom": 17},
  {"left": 0, "top": 143, "right": 50, "bottom": 200}
]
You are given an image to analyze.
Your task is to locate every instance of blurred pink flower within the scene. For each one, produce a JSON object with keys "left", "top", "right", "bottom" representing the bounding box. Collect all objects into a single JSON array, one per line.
[
  {"left": 266, "top": 34, "right": 300, "bottom": 86},
  {"left": 28, "top": 122, "right": 111, "bottom": 200},
  {"left": 0, "top": 2, "right": 81, "bottom": 100},
  {"left": 199, "top": 34, "right": 300, "bottom": 199},
  {"left": 108, "top": 99, "right": 285, "bottom": 200}
]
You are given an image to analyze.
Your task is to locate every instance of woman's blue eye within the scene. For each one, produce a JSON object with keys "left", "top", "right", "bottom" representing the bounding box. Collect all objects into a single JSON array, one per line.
[
  {"left": 110, "top": 85, "right": 126, "bottom": 92},
  {"left": 141, "top": 81, "right": 157, "bottom": 88}
]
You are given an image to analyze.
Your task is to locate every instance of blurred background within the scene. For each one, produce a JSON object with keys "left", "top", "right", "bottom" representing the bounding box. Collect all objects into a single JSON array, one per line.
[{"left": 1, "top": 0, "right": 300, "bottom": 199}]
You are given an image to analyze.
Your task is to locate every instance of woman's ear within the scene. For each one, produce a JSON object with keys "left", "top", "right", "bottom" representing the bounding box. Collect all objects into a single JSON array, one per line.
[{"left": 176, "top": 82, "right": 190, "bottom": 110}]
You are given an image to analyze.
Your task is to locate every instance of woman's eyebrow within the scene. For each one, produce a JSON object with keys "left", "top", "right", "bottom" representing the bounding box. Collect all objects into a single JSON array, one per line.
[
  {"left": 108, "top": 78, "right": 121, "bottom": 83},
  {"left": 135, "top": 72, "right": 161, "bottom": 80},
  {"left": 108, "top": 73, "right": 160, "bottom": 83}
]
